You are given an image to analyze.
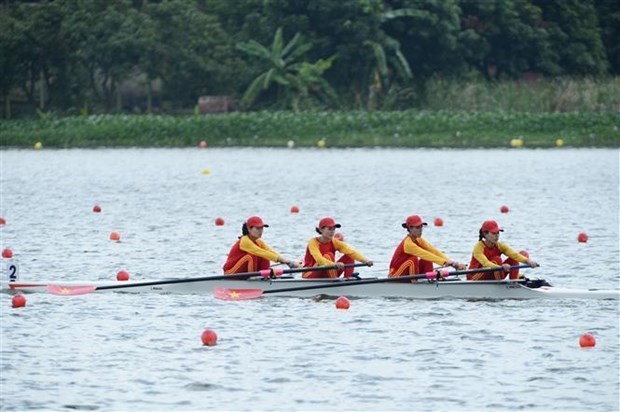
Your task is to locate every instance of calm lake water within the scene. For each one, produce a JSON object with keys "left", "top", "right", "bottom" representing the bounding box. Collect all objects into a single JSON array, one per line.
[{"left": 1, "top": 147, "right": 619, "bottom": 411}]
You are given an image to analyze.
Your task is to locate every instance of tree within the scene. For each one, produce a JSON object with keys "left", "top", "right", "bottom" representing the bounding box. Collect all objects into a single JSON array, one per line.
[
  {"left": 146, "top": 0, "right": 241, "bottom": 108},
  {"left": 594, "top": 0, "right": 620, "bottom": 75},
  {"left": 62, "top": 0, "right": 147, "bottom": 111},
  {"left": 458, "top": 0, "right": 557, "bottom": 79},
  {"left": 533, "top": 0, "right": 608, "bottom": 75},
  {"left": 237, "top": 27, "right": 337, "bottom": 110},
  {"left": 0, "top": 9, "right": 26, "bottom": 118}
]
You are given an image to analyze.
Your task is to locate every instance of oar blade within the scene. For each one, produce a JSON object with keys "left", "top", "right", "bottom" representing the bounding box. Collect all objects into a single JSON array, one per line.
[
  {"left": 213, "top": 287, "right": 264, "bottom": 301},
  {"left": 47, "top": 285, "right": 97, "bottom": 296}
]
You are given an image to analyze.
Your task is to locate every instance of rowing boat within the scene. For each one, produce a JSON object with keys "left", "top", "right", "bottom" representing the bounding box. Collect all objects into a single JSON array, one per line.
[{"left": 3, "top": 277, "right": 618, "bottom": 300}]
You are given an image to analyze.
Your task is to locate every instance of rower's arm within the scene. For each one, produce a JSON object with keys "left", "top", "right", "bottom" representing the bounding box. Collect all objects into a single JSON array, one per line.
[
  {"left": 404, "top": 237, "right": 447, "bottom": 265},
  {"left": 239, "top": 237, "right": 280, "bottom": 262},
  {"left": 498, "top": 242, "right": 529, "bottom": 263},
  {"left": 416, "top": 237, "right": 450, "bottom": 263},
  {"left": 333, "top": 238, "right": 367, "bottom": 262}
]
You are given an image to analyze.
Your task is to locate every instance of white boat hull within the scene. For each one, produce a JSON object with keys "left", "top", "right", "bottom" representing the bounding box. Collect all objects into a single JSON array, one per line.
[{"left": 2, "top": 278, "right": 618, "bottom": 300}]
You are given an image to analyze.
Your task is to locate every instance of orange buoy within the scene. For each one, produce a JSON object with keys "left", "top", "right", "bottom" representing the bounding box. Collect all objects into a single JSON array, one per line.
[
  {"left": 214, "top": 217, "right": 225, "bottom": 226},
  {"left": 434, "top": 217, "right": 444, "bottom": 227},
  {"left": 500, "top": 205, "right": 510, "bottom": 213},
  {"left": 335, "top": 296, "right": 350, "bottom": 310},
  {"left": 2, "top": 248, "right": 13, "bottom": 259},
  {"left": 93, "top": 205, "right": 102, "bottom": 213},
  {"left": 290, "top": 205, "right": 300, "bottom": 213},
  {"left": 109, "top": 232, "right": 121, "bottom": 241},
  {"left": 201, "top": 329, "right": 218, "bottom": 346},
  {"left": 0, "top": 217, "right": 6, "bottom": 225},
  {"left": 12, "top": 294, "right": 26, "bottom": 308},
  {"left": 577, "top": 232, "right": 588, "bottom": 243},
  {"left": 116, "top": 270, "right": 130, "bottom": 281},
  {"left": 579, "top": 332, "right": 596, "bottom": 348},
  {"left": 334, "top": 232, "right": 344, "bottom": 241},
  {"left": 199, "top": 140, "right": 207, "bottom": 148}
]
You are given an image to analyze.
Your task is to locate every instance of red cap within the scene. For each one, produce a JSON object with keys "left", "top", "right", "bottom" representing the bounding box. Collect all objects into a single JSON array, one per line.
[
  {"left": 481, "top": 220, "right": 503, "bottom": 233},
  {"left": 246, "top": 216, "right": 269, "bottom": 228},
  {"left": 318, "top": 217, "right": 341, "bottom": 228},
  {"left": 402, "top": 215, "right": 428, "bottom": 228}
]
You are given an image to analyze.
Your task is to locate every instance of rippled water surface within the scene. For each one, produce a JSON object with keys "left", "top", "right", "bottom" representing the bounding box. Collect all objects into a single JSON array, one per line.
[{"left": 1, "top": 148, "right": 619, "bottom": 411}]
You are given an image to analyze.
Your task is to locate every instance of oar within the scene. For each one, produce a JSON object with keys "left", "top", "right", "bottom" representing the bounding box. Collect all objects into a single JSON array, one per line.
[
  {"left": 213, "top": 264, "right": 532, "bottom": 300},
  {"left": 47, "top": 262, "right": 370, "bottom": 296}
]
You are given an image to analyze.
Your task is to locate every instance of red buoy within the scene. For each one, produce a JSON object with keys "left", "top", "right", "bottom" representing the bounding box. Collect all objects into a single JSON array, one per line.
[
  {"left": 434, "top": 217, "right": 444, "bottom": 227},
  {"left": 0, "top": 217, "right": 6, "bottom": 225},
  {"left": 335, "top": 296, "right": 350, "bottom": 310},
  {"left": 290, "top": 205, "right": 300, "bottom": 213},
  {"left": 93, "top": 205, "right": 102, "bottom": 213},
  {"left": 12, "top": 294, "right": 26, "bottom": 308},
  {"left": 2, "top": 248, "right": 13, "bottom": 259},
  {"left": 334, "top": 232, "right": 344, "bottom": 241},
  {"left": 500, "top": 205, "right": 510, "bottom": 213},
  {"left": 109, "top": 232, "right": 121, "bottom": 241},
  {"left": 577, "top": 232, "right": 588, "bottom": 243},
  {"left": 201, "top": 329, "right": 218, "bottom": 346},
  {"left": 579, "top": 332, "right": 596, "bottom": 348},
  {"left": 214, "top": 217, "right": 225, "bottom": 226},
  {"left": 116, "top": 270, "right": 130, "bottom": 281}
]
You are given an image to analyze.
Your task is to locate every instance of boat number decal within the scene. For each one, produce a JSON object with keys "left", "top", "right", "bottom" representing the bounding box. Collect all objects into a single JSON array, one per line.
[{"left": 6, "top": 261, "right": 19, "bottom": 282}]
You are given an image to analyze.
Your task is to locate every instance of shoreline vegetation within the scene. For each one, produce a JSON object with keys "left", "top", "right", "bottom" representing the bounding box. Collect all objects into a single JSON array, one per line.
[
  {"left": 1, "top": 110, "right": 618, "bottom": 149},
  {"left": 2, "top": 78, "right": 618, "bottom": 148}
]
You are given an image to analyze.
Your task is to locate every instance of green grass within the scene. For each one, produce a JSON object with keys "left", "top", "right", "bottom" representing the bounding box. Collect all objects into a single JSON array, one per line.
[
  {"left": 423, "top": 77, "right": 620, "bottom": 113},
  {"left": 1, "top": 110, "right": 618, "bottom": 148}
]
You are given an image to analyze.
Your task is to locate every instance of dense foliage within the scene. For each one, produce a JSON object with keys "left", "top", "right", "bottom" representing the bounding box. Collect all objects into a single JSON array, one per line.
[{"left": 0, "top": 0, "right": 618, "bottom": 118}]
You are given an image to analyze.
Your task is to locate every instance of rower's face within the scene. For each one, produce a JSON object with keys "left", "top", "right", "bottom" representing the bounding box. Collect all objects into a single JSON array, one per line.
[
  {"left": 249, "top": 226, "right": 264, "bottom": 238},
  {"left": 484, "top": 231, "right": 500, "bottom": 242},
  {"left": 320, "top": 226, "right": 336, "bottom": 238},
  {"left": 408, "top": 225, "right": 424, "bottom": 237}
]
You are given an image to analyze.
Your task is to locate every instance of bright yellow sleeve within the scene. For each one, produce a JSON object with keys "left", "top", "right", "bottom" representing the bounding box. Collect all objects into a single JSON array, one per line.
[
  {"left": 403, "top": 237, "right": 448, "bottom": 265},
  {"left": 498, "top": 242, "right": 529, "bottom": 263},
  {"left": 333, "top": 238, "right": 367, "bottom": 262},
  {"left": 239, "top": 236, "right": 280, "bottom": 262},
  {"left": 416, "top": 237, "right": 450, "bottom": 262},
  {"left": 472, "top": 241, "right": 501, "bottom": 268},
  {"left": 308, "top": 238, "right": 334, "bottom": 266}
]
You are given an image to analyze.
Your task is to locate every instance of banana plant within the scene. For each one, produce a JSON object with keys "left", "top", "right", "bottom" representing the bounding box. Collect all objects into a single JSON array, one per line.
[{"left": 237, "top": 27, "right": 336, "bottom": 110}]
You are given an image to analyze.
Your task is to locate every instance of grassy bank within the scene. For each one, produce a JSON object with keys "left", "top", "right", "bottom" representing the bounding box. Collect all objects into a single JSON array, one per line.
[{"left": 1, "top": 110, "right": 618, "bottom": 148}]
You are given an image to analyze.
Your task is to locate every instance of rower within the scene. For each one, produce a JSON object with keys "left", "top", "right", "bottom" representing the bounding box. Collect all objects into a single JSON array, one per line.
[
  {"left": 467, "top": 220, "right": 538, "bottom": 280},
  {"left": 302, "top": 217, "right": 373, "bottom": 279},
  {"left": 388, "top": 215, "right": 466, "bottom": 282},
  {"left": 223, "top": 216, "right": 299, "bottom": 277}
]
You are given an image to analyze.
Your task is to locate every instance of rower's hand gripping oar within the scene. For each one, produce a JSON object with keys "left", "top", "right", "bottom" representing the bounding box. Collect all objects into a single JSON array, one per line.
[
  {"left": 213, "top": 264, "right": 533, "bottom": 301},
  {"left": 46, "top": 262, "right": 371, "bottom": 296}
]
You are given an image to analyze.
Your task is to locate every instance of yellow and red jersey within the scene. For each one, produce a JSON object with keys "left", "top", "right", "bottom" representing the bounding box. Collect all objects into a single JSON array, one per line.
[
  {"left": 469, "top": 241, "right": 528, "bottom": 270},
  {"left": 223, "top": 235, "right": 280, "bottom": 274},
  {"left": 389, "top": 236, "right": 449, "bottom": 276},
  {"left": 303, "top": 237, "right": 366, "bottom": 267}
]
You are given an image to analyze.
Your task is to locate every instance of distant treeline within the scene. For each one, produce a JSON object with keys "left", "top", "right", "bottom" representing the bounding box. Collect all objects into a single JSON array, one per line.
[{"left": 1, "top": 0, "right": 618, "bottom": 118}]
